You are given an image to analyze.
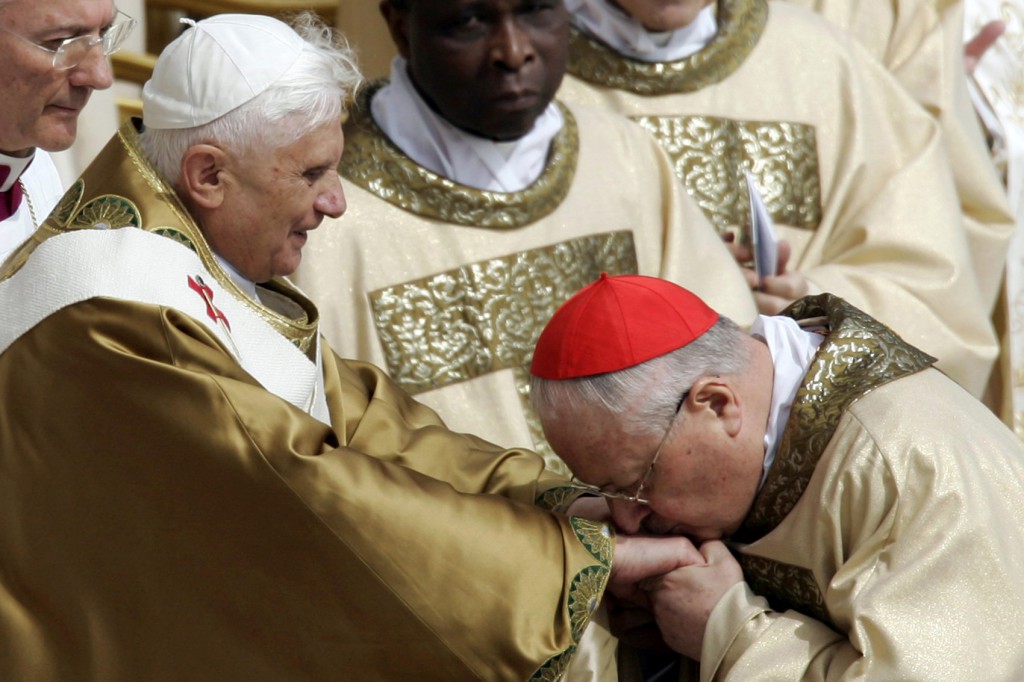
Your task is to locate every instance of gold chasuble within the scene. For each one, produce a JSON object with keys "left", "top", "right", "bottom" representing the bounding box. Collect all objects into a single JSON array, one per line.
[
  {"left": 295, "top": 89, "right": 755, "bottom": 475},
  {"left": 701, "top": 295, "right": 1024, "bottom": 679},
  {"left": 0, "top": 122, "right": 614, "bottom": 681},
  {"left": 558, "top": 0, "right": 1000, "bottom": 398}
]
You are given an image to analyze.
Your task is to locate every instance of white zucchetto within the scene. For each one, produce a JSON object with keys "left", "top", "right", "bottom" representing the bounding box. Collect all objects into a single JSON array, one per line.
[{"left": 142, "top": 14, "right": 306, "bottom": 130}]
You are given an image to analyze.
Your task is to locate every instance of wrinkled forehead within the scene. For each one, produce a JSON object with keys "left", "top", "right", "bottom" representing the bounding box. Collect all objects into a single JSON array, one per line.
[{"left": 0, "top": 0, "right": 117, "bottom": 32}]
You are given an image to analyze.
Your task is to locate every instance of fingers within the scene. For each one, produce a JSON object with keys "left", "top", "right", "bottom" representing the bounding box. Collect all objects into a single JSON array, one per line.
[
  {"left": 965, "top": 20, "right": 1005, "bottom": 74},
  {"left": 700, "top": 539, "right": 733, "bottom": 564},
  {"left": 776, "top": 239, "right": 792, "bottom": 274}
]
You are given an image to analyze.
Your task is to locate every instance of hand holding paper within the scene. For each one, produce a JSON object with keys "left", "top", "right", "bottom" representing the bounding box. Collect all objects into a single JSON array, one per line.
[{"left": 745, "top": 171, "right": 778, "bottom": 291}]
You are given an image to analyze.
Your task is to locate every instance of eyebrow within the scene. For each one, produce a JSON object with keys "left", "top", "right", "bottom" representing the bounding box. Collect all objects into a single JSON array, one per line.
[{"left": 37, "top": 11, "right": 118, "bottom": 39}]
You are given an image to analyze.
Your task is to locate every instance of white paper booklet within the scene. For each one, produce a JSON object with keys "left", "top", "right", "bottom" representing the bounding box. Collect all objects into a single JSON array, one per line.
[{"left": 745, "top": 170, "right": 778, "bottom": 290}]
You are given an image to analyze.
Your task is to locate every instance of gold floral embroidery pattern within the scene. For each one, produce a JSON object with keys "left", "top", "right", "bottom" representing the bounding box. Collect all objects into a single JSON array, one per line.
[
  {"left": 568, "top": 565, "right": 610, "bottom": 642},
  {"left": 634, "top": 114, "right": 819, "bottom": 236},
  {"left": 735, "top": 294, "right": 935, "bottom": 622},
  {"left": 152, "top": 228, "right": 198, "bottom": 253},
  {"left": 632, "top": 115, "right": 821, "bottom": 237},
  {"left": 51, "top": 180, "right": 84, "bottom": 227},
  {"left": 571, "top": 517, "right": 614, "bottom": 567},
  {"left": 342, "top": 82, "right": 578, "bottom": 228},
  {"left": 65, "top": 194, "right": 143, "bottom": 231},
  {"left": 535, "top": 485, "right": 585, "bottom": 513},
  {"left": 566, "top": 0, "right": 767, "bottom": 95},
  {"left": 529, "top": 647, "right": 576, "bottom": 682},
  {"left": 369, "top": 232, "right": 638, "bottom": 395},
  {"left": 738, "top": 555, "right": 827, "bottom": 622}
]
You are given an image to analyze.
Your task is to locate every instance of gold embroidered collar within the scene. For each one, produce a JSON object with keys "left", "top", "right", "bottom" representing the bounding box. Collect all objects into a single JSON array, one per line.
[
  {"left": 340, "top": 81, "right": 579, "bottom": 228},
  {"left": 738, "top": 294, "right": 936, "bottom": 543},
  {"left": 567, "top": 0, "right": 768, "bottom": 95}
]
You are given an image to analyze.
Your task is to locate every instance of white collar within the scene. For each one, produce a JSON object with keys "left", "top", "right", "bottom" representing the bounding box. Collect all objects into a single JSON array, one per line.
[
  {"left": 0, "top": 150, "right": 35, "bottom": 192},
  {"left": 566, "top": 0, "right": 717, "bottom": 63},
  {"left": 750, "top": 315, "right": 825, "bottom": 488},
  {"left": 215, "top": 254, "right": 260, "bottom": 302},
  {"left": 371, "top": 56, "right": 564, "bottom": 192}
]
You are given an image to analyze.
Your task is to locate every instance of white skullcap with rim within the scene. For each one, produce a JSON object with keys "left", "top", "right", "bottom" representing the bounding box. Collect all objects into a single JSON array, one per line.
[{"left": 142, "top": 14, "right": 306, "bottom": 130}]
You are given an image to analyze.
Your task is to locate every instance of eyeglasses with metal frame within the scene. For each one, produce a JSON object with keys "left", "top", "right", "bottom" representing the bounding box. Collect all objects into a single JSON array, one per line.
[
  {"left": 2, "top": 9, "right": 137, "bottom": 71},
  {"left": 568, "top": 389, "right": 689, "bottom": 506}
]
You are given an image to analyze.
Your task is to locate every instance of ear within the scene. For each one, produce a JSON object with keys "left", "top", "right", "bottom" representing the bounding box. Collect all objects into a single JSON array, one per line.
[
  {"left": 179, "top": 144, "right": 227, "bottom": 210},
  {"left": 380, "top": 1, "right": 411, "bottom": 59},
  {"left": 686, "top": 376, "right": 743, "bottom": 438}
]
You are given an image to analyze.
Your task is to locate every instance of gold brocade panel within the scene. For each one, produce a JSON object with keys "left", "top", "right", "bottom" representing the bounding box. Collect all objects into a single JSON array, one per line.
[
  {"left": 369, "top": 231, "right": 638, "bottom": 471},
  {"left": 633, "top": 115, "right": 822, "bottom": 239}
]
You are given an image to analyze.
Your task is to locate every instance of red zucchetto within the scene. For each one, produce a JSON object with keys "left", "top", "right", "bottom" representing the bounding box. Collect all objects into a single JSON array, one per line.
[{"left": 530, "top": 273, "right": 719, "bottom": 379}]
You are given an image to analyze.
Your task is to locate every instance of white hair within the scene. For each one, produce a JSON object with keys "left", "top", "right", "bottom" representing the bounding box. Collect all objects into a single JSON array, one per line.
[
  {"left": 530, "top": 317, "right": 751, "bottom": 440},
  {"left": 138, "top": 12, "right": 362, "bottom": 185}
]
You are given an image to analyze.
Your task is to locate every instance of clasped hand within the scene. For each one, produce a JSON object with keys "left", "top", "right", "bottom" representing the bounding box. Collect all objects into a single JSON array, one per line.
[
  {"left": 610, "top": 535, "right": 744, "bottom": 661},
  {"left": 725, "top": 234, "right": 808, "bottom": 314}
]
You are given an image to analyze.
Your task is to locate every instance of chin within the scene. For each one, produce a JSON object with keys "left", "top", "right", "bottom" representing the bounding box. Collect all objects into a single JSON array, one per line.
[{"left": 36, "top": 124, "right": 79, "bottom": 153}]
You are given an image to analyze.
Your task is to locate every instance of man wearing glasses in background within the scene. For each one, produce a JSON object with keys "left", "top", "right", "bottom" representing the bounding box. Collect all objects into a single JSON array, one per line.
[{"left": 0, "top": 0, "right": 135, "bottom": 263}]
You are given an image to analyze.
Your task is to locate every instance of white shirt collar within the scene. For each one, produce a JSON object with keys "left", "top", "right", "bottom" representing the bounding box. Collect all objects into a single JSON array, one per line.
[
  {"left": 214, "top": 254, "right": 260, "bottom": 302},
  {"left": 371, "top": 56, "right": 564, "bottom": 192},
  {"left": 566, "top": 0, "right": 718, "bottom": 63},
  {"left": 750, "top": 314, "right": 826, "bottom": 488}
]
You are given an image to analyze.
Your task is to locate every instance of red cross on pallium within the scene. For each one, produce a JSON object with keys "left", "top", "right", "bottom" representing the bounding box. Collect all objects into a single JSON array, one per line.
[{"left": 188, "top": 275, "right": 232, "bottom": 330}]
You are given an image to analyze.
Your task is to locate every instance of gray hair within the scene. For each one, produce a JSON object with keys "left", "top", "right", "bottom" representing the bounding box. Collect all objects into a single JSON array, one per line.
[
  {"left": 138, "top": 12, "right": 362, "bottom": 185},
  {"left": 530, "top": 317, "right": 751, "bottom": 440}
]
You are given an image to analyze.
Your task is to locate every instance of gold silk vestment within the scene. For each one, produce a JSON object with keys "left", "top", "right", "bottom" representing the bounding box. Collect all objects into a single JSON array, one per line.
[
  {"left": 703, "top": 295, "right": 1024, "bottom": 679},
  {"left": 295, "top": 91, "right": 756, "bottom": 474},
  {"left": 0, "top": 122, "right": 613, "bottom": 681},
  {"left": 558, "top": 0, "right": 999, "bottom": 397},
  {"left": 780, "top": 0, "right": 1015, "bottom": 311}
]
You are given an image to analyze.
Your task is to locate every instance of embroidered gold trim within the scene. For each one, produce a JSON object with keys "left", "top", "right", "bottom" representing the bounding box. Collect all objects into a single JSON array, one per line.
[
  {"left": 739, "top": 555, "right": 827, "bottom": 622},
  {"left": 529, "top": 646, "right": 576, "bottom": 682},
  {"left": 566, "top": 0, "right": 767, "bottom": 95},
  {"left": 632, "top": 115, "right": 821, "bottom": 236},
  {"left": 369, "top": 232, "right": 637, "bottom": 395},
  {"left": 341, "top": 81, "right": 579, "bottom": 228},
  {"left": 735, "top": 294, "right": 935, "bottom": 620},
  {"left": 568, "top": 565, "right": 610, "bottom": 642},
  {"left": 571, "top": 517, "right": 614, "bottom": 568},
  {"left": 535, "top": 485, "right": 586, "bottom": 513}
]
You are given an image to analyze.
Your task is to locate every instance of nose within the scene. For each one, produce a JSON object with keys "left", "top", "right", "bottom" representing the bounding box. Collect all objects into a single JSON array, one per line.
[
  {"left": 69, "top": 43, "right": 114, "bottom": 91},
  {"left": 490, "top": 19, "right": 535, "bottom": 71},
  {"left": 609, "top": 499, "right": 652, "bottom": 534},
  {"left": 315, "top": 176, "right": 347, "bottom": 219}
]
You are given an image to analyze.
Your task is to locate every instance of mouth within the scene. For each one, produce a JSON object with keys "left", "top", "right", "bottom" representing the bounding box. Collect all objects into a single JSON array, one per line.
[
  {"left": 490, "top": 89, "right": 541, "bottom": 111},
  {"left": 47, "top": 103, "right": 84, "bottom": 116}
]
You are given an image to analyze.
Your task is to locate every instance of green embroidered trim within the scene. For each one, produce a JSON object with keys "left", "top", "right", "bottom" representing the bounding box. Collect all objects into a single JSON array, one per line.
[
  {"left": 51, "top": 180, "right": 85, "bottom": 226},
  {"left": 632, "top": 115, "right": 821, "bottom": 236},
  {"left": 535, "top": 485, "right": 585, "bottom": 513},
  {"left": 341, "top": 81, "right": 579, "bottom": 228},
  {"left": 66, "top": 194, "right": 142, "bottom": 231},
  {"left": 571, "top": 517, "right": 613, "bottom": 568},
  {"left": 566, "top": 0, "right": 767, "bottom": 95},
  {"left": 568, "top": 565, "right": 610, "bottom": 642},
  {"left": 529, "top": 646, "right": 576, "bottom": 682}
]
